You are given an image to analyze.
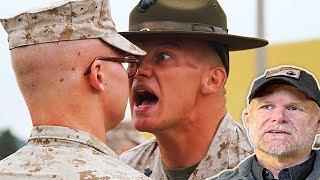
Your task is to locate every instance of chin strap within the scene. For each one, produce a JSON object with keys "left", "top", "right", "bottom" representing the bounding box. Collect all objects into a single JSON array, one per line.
[{"left": 213, "top": 44, "right": 229, "bottom": 77}]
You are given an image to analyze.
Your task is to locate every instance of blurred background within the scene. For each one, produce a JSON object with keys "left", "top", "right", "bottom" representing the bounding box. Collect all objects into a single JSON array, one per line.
[{"left": 0, "top": 0, "right": 319, "bottom": 158}]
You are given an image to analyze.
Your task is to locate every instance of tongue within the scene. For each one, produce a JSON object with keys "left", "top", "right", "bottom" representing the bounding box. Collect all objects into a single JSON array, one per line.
[{"left": 141, "top": 99, "right": 154, "bottom": 106}]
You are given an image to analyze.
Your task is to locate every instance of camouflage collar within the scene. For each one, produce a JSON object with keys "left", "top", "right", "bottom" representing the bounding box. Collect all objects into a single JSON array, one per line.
[{"left": 29, "top": 126, "right": 118, "bottom": 158}]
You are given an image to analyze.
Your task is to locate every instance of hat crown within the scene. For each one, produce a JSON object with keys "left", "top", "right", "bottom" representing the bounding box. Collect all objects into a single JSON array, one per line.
[
  {"left": 129, "top": 0, "right": 227, "bottom": 31},
  {"left": 121, "top": 0, "right": 268, "bottom": 51},
  {"left": 1, "top": 0, "right": 112, "bottom": 40},
  {"left": 1, "top": 0, "right": 146, "bottom": 55},
  {"left": 249, "top": 66, "right": 320, "bottom": 107}
]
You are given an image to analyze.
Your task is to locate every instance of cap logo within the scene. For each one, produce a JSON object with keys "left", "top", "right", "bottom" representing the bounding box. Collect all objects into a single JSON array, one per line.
[
  {"left": 140, "top": 28, "right": 150, "bottom": 31},
  {"left": 265, "top": 67, "right": 301, "bottom": 79},
  {"left": 138, "top": 0, "right": 157, "bottom": 12}
]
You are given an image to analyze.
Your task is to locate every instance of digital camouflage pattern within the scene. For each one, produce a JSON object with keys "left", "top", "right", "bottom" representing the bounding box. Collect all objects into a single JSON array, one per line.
[
  {"left": 0, "top": 0, "right": 146, "bottom": 56},
  {"left": 0, "top": 126, "right": 151, "bottom": 180},
  {"left": 120, "top": 113, "right": 254, "bottom": 180}
]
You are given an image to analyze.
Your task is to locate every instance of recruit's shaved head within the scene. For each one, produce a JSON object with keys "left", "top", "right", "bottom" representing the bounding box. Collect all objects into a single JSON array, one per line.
[
  {"left": 10, "top": 38, "right": 129, "bottom": 135},
  {"left": 11, "top": 39, "right": 121, "bottom": 102}
]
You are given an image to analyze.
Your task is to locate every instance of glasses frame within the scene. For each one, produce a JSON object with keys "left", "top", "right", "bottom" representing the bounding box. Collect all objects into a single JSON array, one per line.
[{"left": 83, "top": 55, "right": 141, "bottom": 78}]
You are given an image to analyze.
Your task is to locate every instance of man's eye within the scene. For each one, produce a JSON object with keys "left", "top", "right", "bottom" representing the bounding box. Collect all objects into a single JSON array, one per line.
[
  {"left": 287, "top": 107, "right": 299, "bottom": 111},
  {"left": 159, "top": 53, "right": 171, "bottom": 60},
  {"left": 261, "top": 105, "right": 273, "bottom": 110}
]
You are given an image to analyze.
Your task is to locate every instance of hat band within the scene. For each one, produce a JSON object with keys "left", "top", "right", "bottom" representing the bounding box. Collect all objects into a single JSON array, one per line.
[{"left": 130, "top": 21, "right": 228, "bottom": 34}]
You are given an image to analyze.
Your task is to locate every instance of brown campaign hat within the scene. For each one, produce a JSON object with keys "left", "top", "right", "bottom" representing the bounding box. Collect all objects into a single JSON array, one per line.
[
  {"left": 120, "top": 0, "right": 268, "bottom": 51},
  {"left": 0, "top": 0, "right": 146, "bottom": 56}
]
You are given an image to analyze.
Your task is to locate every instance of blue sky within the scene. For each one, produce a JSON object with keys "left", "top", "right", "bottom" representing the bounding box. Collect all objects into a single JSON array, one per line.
[{"left": 0, "top": 0, "right": 319, "bottom": 140}]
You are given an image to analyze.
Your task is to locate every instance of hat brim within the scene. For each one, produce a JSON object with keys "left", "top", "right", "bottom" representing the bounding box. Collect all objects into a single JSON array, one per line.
[
  {"left": 120, "top": 31, "right": 268, "bottom": 51},
  {"left": 101, "top": 30, "right": 146, "bottom": 56}
]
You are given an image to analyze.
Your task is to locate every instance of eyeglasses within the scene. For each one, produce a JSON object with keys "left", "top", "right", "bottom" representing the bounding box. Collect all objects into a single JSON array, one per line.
[{"left": 84, "top": 56, "right": 141, "bottom": 78}]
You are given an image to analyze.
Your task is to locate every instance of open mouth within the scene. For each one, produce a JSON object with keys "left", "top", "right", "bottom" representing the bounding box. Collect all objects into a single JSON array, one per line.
[{"left": 134, "top": 90, "right": 158, "bottom": 108}]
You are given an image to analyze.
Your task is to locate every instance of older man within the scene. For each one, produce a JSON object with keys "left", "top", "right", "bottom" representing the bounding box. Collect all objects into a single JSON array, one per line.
[
  {"left": 210, "top": 66, "right": 320, "bottom": 179},
  {"left": 119, "top": 0, "right": 268, "bottom": 179},
  {"left": 0, "top": 0, "right": 150, "bottom": 179}
]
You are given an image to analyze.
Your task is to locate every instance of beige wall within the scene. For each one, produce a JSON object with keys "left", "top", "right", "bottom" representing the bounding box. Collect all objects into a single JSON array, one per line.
[{"left": 226, "top": 39, "right": 320, "bottom": 123}]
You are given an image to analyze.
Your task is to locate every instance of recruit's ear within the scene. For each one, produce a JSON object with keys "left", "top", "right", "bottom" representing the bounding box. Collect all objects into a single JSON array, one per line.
[
  {"left": 89, "top": 60, "right": 106, "bottom": 92},
  {"left": 201, "top": 66, "right": 227, "bottom": 95}
]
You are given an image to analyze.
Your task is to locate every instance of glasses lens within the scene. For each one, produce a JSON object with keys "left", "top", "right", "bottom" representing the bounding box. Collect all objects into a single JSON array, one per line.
[
  {"left": 121, "top": 62, "right": 129, "bottom": 69},
  {"left": 127, "top": 63, "right": 138, "bottom": 78}
]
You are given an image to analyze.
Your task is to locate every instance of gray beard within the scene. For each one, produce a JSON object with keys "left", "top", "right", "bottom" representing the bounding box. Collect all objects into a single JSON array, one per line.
[{"left": 251, "top": 127, "right": 317, "bottom": 158}]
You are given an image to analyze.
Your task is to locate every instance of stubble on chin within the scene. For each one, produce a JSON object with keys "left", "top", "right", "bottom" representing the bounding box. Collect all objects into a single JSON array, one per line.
[{"left": 251, "top": 128, "right": 317, "bottom": 158}]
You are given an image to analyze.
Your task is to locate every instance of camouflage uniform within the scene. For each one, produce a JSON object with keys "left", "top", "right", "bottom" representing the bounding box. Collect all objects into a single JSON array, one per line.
[
  {"left": 0, "top": 0, "right": 148, "bottom": 179},
  {"left": 120, "top": 113, "right": 253, "bottom": 180},
  {"left": 0, "top": 126, "right": 150, "bottom": 180}
]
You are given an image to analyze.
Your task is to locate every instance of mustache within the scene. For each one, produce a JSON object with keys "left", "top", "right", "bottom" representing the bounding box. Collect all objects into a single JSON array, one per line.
[{"left": 262, "top": 125, "right": 295, "bottom": 135}]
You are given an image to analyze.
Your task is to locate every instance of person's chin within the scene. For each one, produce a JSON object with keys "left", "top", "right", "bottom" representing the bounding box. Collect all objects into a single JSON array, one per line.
[
  {"left": 258, "top": 139, "right": 293, "bottom": 154},
  {"left": 131, "top": 115, "right": 152, "bottom": 132}
]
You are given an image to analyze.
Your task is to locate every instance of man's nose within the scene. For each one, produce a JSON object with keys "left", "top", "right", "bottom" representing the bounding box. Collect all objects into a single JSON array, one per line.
[
  {"left": 135, "top": 56, "right": 153, "bottom": 78},
  {"left": 271, "top": 107, "right": 288, "bottom": 124}
]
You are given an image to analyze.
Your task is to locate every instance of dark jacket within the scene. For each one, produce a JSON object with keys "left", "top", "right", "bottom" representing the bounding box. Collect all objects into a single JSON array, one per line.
[{"left": 210, "top": 150, "right": 320, "bottom": 180}]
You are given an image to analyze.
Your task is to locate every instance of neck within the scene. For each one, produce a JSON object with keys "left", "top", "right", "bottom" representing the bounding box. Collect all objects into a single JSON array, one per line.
[
  {"left": 156, "top": 106, "right": 227, "bottom": 169},
  {"left": 30, "top": 93, "right": 108, "bottom": 143},
  {"left": 255, "top": 149, "right": 312, "bottom": 179}
]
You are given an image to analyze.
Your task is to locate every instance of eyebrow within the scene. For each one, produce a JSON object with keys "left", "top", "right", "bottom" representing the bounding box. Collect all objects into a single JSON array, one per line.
[
  {"left": 256, "top": 98, "right": 306, "bottom": 108},
  {"left": 252, "top": 100, "right": 272, "bottom": 108}
]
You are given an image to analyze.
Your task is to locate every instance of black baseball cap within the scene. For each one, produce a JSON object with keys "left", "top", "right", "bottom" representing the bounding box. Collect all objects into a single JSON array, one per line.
[{"left": 248, "top": 66, "right": 320, "bottom": 107}]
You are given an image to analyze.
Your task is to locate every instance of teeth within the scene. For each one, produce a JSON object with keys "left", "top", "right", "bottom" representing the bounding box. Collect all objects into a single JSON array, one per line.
[
  {"left": 138, "top": 104, "right": 148, "bottom": 108},
  {"left": 135, "top": 88, "right": 158, "bottom": 108},
  {"left": 137, "top": 90, "right": 146, "bottom": 93}
]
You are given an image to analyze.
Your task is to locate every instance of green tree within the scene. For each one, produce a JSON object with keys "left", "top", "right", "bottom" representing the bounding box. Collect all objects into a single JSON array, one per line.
[{"left": 0, "top": 129, "right": 19, "bottom": 160}]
